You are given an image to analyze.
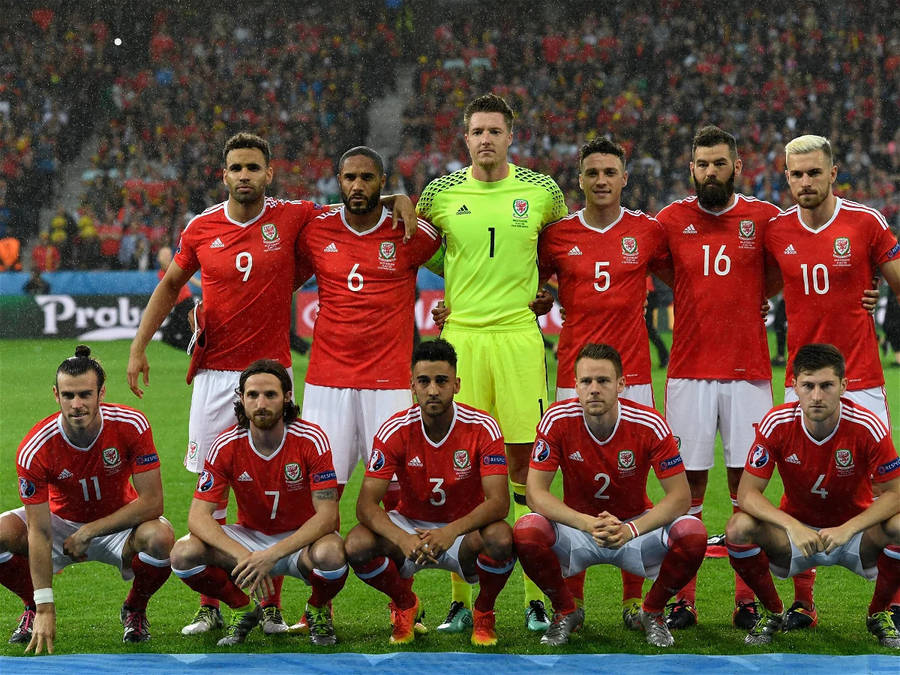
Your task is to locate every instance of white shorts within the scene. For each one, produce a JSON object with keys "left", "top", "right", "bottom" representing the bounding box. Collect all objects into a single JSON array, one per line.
[
  {"left": 3, "top": 507, "right": 169, "bottom": 581},
  {"left": 220, "top": 524, "right": 309, "bottom": 582},
  {"left": 387, "top": 511, "right": 473, "bottom": 583},
  {"left": 186, "top": 368, "right": 295, "bottom": 473},
  {"left": 769, "top": 527, "right": 875, "bottom": 581},
  {"left": 302, "top": 384, "right": 411, "bottom": 484},
  {"left": 549, "top": 514, "right": 699, "bottom": 579},
  {"left": 556, "top": 384, "right": 654, "bottom": 408},
  {"left": 784, "top": 385, "right": 889, "bottom": 429},
  {"left": 666, "top": 378, "right": 772, "bottom": 470}
]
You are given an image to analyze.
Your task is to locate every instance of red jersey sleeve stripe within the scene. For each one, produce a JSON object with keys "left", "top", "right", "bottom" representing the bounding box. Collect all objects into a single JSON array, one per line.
[
  {"left": 418, "top": 219, "right": 440, "bottom": 239},
  {"left": 841, "top": 200, "right": 890, "bottom": 230},
  {"left": 207, "top": 427, "right": 245, "bottom": 465},
  {"left": 456, "top": 407, "right": 503, "bottom": 441},
  {"left": 842, "top": 404, "right": 889, "bottom": 440},
  {"left": 18, "top": 419, "right": 60, "bottom": 470},
  {"left": 101, "top": 404, "right": 150, "bottom": 433},
  {"left": 537, "top": 402, "right": 583, "bottom": 435},
  {"left": 619, "top": 403, "right": 672, "bottom": 439},
  {"left": 758, "top": 406, "right": 801, "bottom": 437},
  {"left": 375, "top": 408, "right": 420, "bottom": 443},
  {"left": 290, "top": 421, "right": 331, "bottom": 455}
]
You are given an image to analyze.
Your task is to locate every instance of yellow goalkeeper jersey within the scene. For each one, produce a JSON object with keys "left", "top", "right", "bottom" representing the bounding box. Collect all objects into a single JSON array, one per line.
[{"left": 417, "top": 164, "right": 567, "bottom": 329}]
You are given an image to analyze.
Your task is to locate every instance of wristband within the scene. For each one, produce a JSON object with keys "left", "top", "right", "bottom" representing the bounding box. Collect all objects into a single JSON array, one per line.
[
  {"left": 33, "top": 587, "right": 54, "bottom": 605},
  {"left": 626, "top": 521, "right": 640, "bottom": 539}
]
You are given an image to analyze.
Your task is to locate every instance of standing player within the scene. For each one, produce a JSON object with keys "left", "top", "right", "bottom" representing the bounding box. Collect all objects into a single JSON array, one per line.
[
  {"left": 298, "top": 146, "right": 440, "bottom": 495},
  {"left": 416, "top": 94, "right": 568, "bottom": 631},
  {"left": 513, "top": 343, "right": 707, "bottom": 648},
  {"left": 345, "top": 339, "right": 515, "bottom": 647},
  {"left": 1, "top": 346, "right": 173, "bottom": 653},
  {"left": 127, "top": 133, "right": 415, "bottom": 635},
  {"left": 763, "top": 135, "right": 900, "bottom": 628},
  {"left": 655, "top": 126, "right": 781, "bottom": 630},
  {"left": 726, "top": 344, "right": 900, "bottom": 648},
  {"left": 537, "top": 137, "right": 669, "bottom": 624},
  {"left": 170, "top": 360, "right": 345, "bottom": 647}
]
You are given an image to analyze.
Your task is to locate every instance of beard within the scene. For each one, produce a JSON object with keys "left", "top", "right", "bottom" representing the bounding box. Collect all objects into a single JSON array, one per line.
[
  {"left": 252, "top": 410, "right": 280, "bottom": 430},
  {"left": 341, "top": 191, "right": 380, "bottom": 215},
  {"left": 694, "top": 169, "right": 735, "bottom": 210}
]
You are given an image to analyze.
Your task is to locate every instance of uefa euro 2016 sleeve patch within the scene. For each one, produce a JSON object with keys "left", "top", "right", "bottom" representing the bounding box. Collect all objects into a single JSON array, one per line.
[{"left": 749, "top": 445, "right": 769, "bottom": 469}]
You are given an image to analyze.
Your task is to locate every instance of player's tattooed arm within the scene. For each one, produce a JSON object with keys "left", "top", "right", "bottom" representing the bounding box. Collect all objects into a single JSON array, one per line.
[{"left": 313, "top": 487, "right": 338, "bottom": 502}]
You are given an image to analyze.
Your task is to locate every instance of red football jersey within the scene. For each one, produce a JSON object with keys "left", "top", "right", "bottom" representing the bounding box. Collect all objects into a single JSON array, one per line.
[
  {"left": 299, "top": 208, "right": 441, "bottom": 389},
  {"left": 530, "top": 398, "right": 684, "bottom": 520},
  {"left": 765, "top": 198, "right": 899, "bottom": 389},
  {"left": 366, "top": 402, "right": 507, "bottom": 522},
  {"left": 17, "top": 404, "right": 161, "bottom": 523},
  {"left": 539, "top": 208, "right": 668, "bottom": 387},
  {"left": 195, "top": 420, "right": 337, "bottom": 535},
  {"left": 656, "top": 195, "right": 780, "bottom": 380},
  {"left": 744, "top": 399, "right": 900, "bottom": 528},
  {"left": 174, "top": 197, "right": 327, "bottom": 371}
]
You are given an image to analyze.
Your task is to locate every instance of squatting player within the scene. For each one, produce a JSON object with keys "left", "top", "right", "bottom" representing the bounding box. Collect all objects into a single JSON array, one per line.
[
  {"left": 763, "top": 134, "right": 900, "bottom": 628},
  {"left": 345, "top": 339, "right": 515, "bottom": 647},
  {"left": 1, "top": 346, "right": 174, "bottom": 652},
  {"left": 655, "top": 125, "right": 782, "bottom": 630},
  {"left": 538, "top": 137, "right": 670, "bottom": 623},
  {"left": 170, "top": 360, "right": 345, "bottom": 647},
  {"left": 726, "top": 344, "right": 900, "bottom": 649},
  {"left": 416, "top": 93, "right": 568, "bottom": 632},
  {"left": 514, "top": 343, "right": 707, "bottom": 648}
]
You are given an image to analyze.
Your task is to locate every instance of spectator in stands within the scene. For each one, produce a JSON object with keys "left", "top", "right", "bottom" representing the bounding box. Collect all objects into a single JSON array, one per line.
[
  {"left": 23, "top": 268, "right": 50, "bottom": 295},
  {"left": 0, "top": 235, "right": 21, "bottom": 272},
  {"left": 31, "top": 231, "right": 60, "bottom": 272}
]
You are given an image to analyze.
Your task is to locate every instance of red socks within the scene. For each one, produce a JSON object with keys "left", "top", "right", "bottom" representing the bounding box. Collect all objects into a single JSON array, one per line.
[
  {"left": 870, "top": 545, "right": 900, "bottom": 615},
  {"left": 174, "top": 563, "right": 249, "bottom": 609},
  {"left": 125, "top": 552, "right": 172, "bottom": 612},
  {"left": 352, "top": 556, "right": 415, "bottom": 609},
  {"left": 0, "top": 553, "right": 34, "bottom": 607},
  {"left": 474, "top": 554, "right": 515, "bottom": 612},
  {"left": 513, "top": 514, "right": 576, "bottom": 615},
  {"left": 727, "top": 542, "right": 783, "bottom": 613},
  {"left": 643, "top": 517, "right": 707, "bottom": 613},
  {"left": 308, "top": 566, "right": 348, "bottom": 609}
]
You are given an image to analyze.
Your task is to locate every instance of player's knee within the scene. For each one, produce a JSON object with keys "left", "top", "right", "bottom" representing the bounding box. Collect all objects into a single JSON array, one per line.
[
  {"left": 0, "top": 514, "right": 27, "bottom": 554},
  {"left": 669, "top": 516, "right": 707, "bottom": 557},
  {"left": 142, "top": 519, "right": 175, "bottom": 558},
  {"left": 343, "top": 525, "right": 376, "bottom": 566},
  {"left": 481, "top": 520, "right": 514, "bottom": 559},
  {"left": 169, "top": 534, "right": 205, "bottom": 569},
  {"left": 725, "top": 511, "right": 757, "bottom": 545},
  {"left": 311, "top": 533, "right": 346, "bottom": 570},
  {"left": 883, "top": 513, "right": 900, "bottom": 544},
  {"left": 512, "top": 513, "right": 554, "bottom": 550}
]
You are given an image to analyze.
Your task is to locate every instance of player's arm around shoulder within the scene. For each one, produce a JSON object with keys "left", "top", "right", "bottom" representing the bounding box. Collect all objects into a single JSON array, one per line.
[{"left": 23, "top": 502, "right": 55, "bottom": 654}]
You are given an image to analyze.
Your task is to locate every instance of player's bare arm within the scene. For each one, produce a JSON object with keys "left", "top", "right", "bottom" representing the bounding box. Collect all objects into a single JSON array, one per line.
[
  {"left": 63, "top": 468, "right": 164, "bottom": 561},
  {"left": 632, "top": 472, "right": 692, "bottom": 539},
  {"left": 526, "top": 467, "right": 604, "bottom": 535},
  {"left": 23, "top": 503, "right": 55, "bottom": 655},
  {"left": 356, "top": 476, "right": 429, "bottom": 561},
  {"left": 127, "top": 260, "right": 195, "bottom": 397},
  {"left": 881, "top": 258, "right": 900, "bottom": 302},
  {"left": 233, "top": 486, "right": 341, "bottom": 596},
  {"left": 818, "top": 476, "right": 900, "bottom": 553},
  {"left": 737, "top": 470, "right": 823, "bottom": 556},
  {"left": 415, "top": 473, "right": 510, "bottom": 559},
  {"left": 187, "top": 498, "right": 252, "bottom": 566}
]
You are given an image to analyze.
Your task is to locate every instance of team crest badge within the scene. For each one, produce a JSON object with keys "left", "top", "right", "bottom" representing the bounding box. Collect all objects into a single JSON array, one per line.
[
  {"left": 187, "top": 441, "right": 198, "bottom": 460},
  {"left": 532, "top": 439, "right": 551, "bottom": 463},
  {"left": 739, "top": 220, "right": 755, "bottom": 238},
  {"left": 19, "top": 477, "right": 35, "bottom": 499},
  {"left": 621, "top": 237, "right": 638, "bottom": 255},
  {"left": 102, "top": 447, "right": 120, "bottom": 467},
  {"left": 379, "top": 241, "right": 396, "bottom": 260},
  {"left": 453, "top": 450, "right": 470, "bottom": 469},
  {"left": 834, "top": 448, "right": 853, "bottom": 468},
  {"left": 513, "top": 199, "right": 529, "bottom": 217},
  {"left": 197, "top": 470, "right": 214, "bottom": 492},
  {"left": 618, "top": 450, "right": 635, "bottom": 469},
  {"left": 261, "top": 223, "right": 278, "bottom": 241},
  {"left": 833, "top": 237, "right": 850, "bottom": 257},
  {"left": 284, "top": 462, "right": 302, "bottom": 482},
  {"left": 674, "top": 436, "right": 682, "bottom": 451}
]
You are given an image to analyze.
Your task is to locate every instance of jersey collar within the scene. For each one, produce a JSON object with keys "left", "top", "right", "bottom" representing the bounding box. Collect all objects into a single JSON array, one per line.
[
  {"left": 796, "top": 197, "right": 841, "bottom": 234},
  {"left": 339, "top": 206, "right": 389, "bottom": 236},
  {"left": 577, "top": 207, "right": 624, "bottom": 233},
  {"left": 248, "top": 427, "right": 287, "bottom": 460},
  {"left": 581, "top": 401, "right": 621, "bottom": 445},
  {"left": 420, "top": 401, "right": 458, "bottom": 448}
]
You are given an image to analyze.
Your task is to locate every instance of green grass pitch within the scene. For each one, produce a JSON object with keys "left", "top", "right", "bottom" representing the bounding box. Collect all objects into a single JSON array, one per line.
[{"left": 0, "top": 336, "right": 897, "bottom": 655}]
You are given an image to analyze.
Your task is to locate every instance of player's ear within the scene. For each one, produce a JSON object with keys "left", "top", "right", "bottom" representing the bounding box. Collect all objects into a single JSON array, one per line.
[
  {"left": 617, "top": 376, "right": 626, "bottom": 394},
  {"left": 734, "top": 157, "right": 743, "bottom": 176},
  {"left": 265, "top": 163, "right": 274, "bottom": 186},
  {"left": 52, "top": 385, "right": 59, "bottom": 403},
  {"left": 453, "top": 377, "right": 460, "bottom": 394},
  {"left": 622, "top": 171, "right": 629, "bottom": 186},
  {"left": 98, "top": 384, "right": 106, "bottom": 402}
]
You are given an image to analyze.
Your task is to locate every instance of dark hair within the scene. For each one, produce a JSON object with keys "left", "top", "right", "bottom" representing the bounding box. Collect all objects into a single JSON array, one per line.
[
  {"left": 463, "top": 94, "right": 514, "bottom": 132},
  {"left": 223, "top": 132, "right": 270, "bottom": 165},
  {"left": 574, "top": 343, "right": 623, "bottom": 379},
  {"left": 580, "top": 137, "right": 626, "bottom": 168},
  {"left": 792, "top": 343, "right": 845, "bottom": 379},
  {"left": 692, "top": 125, "right": 737, "bottom": 161},
  {"left": 338, "top": 146, "right": 384, "bottom": 175},
  {"left": 412, "top": 338, "right": 457, "bottom": 369},
  {"left": 56, "top": 344, "right": 106, "bottom": 390},
  {"left": 233, "top": 359, "right": 299, "bottom": 428}
]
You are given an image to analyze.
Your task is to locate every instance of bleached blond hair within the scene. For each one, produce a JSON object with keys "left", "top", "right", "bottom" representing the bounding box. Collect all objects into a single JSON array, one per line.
[{"left": 785, "top": 135, "right": 833, "bottom": 165}]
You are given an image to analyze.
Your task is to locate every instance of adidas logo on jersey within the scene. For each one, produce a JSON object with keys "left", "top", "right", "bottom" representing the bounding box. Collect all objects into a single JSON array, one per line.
[
  {"left": 57, "top": 469, "right": 73, "bottom": 480},
  {"left": 456, "top": 204, "right": 471, "bottom": 215},
  {"left": 237, "top": 471, "right": 253, "bottom": 482},
  {"left": 567, "top": 246, "right": 583, "bottom": 256},
  {"left": 784, "top": 244, "right": 798, "bottom": 255},
  {"left": 568, "top": 451, "right": 584, "bottom": 462},
  {"left": 785, "top": 453, "right": 801, "bottom": 464},
  {"left": 210, "top": 237, "right": 225, "bottom": 249},
  {"left": 408, "top": 456, "right": 423, "bottom": 467},
  {"left": 682, "top": 224, "right": 698, "bottom": 234},
  {"left": 324, "top": 242, "right": 338, "bottom": 253}
]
